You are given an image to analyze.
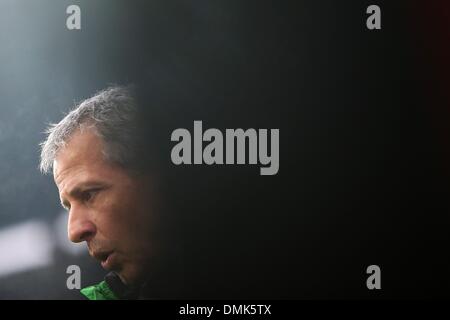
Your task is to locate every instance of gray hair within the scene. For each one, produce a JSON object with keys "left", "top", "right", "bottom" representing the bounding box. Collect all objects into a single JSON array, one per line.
[{"left": 39, "top": 85, "right": 142, "bottom": 174}]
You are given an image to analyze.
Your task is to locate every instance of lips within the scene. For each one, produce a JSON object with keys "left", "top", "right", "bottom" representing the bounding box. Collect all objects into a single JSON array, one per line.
[
  {"left": 92, "top": 250, "right": 110, "bottom": 261},
  {"left": 91, "top": 250, "right": 115, "bottom": 270},
  {"left": 101, "top": 254, "right": 111, "bottom": 270}
]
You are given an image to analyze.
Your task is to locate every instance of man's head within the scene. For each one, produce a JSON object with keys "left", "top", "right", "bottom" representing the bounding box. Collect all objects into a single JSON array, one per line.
[{"left": 40, "top": 86, "right": 159, "bottom": 286}]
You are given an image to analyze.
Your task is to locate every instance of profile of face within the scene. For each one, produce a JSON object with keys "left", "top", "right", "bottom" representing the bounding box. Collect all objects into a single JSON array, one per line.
[{"left": 53, "top": 126, "right": 158, "bottom": 286}]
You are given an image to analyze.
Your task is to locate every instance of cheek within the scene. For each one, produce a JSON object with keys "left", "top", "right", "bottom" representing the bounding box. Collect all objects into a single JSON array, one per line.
[{"left": 96, "top": 189, "right": 144, "bottom": 240}]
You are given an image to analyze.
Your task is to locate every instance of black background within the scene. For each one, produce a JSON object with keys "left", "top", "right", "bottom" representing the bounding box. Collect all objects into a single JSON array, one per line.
[{"left": 132, "top": 0, "right": 450, "bottom": 298}]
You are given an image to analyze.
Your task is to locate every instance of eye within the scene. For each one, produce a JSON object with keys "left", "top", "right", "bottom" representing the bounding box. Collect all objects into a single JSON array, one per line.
[
  {"left": 81, "top": 189, "right": 100, "bottom": 203},
  {"left": 62, "top": 202, "right": 71, "bottom": 211}
]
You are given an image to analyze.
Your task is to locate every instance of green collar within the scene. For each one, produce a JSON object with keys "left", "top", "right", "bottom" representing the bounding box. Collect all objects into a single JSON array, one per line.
[{"left": 80, "top": 280, "right": 118, "bottom": 300}]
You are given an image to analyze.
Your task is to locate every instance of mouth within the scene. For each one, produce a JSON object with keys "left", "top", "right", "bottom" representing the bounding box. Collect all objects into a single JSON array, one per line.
[{"left": 92, "top": 250, "right": 115, "bottom": 270}]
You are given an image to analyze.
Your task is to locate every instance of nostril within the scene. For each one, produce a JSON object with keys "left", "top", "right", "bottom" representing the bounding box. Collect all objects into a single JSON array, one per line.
[
  {"left": 68, "top": 221, "right": 96, "bottom": 243},
  {"left": 78, "top": 229, "right": 95, "bottom": 242}
]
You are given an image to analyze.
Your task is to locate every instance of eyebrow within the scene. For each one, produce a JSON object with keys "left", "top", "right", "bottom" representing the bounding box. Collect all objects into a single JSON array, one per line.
[{"left": 59, "top": 181, "right": 109, "bottom": 210}]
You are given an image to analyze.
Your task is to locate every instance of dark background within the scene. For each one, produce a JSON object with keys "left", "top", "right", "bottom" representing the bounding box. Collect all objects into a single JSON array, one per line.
[{"left": 0, "top": 0, "right": 449, "bottom": 299}]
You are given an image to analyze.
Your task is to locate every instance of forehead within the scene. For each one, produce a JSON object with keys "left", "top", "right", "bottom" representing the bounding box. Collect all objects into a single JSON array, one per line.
[{"left": 53, "top": 128, "right": 108, "bottom": 186}]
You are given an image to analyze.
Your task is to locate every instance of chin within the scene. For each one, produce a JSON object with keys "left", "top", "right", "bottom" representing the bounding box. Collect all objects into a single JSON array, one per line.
[{"left": 117, "top": 264, "right": 146, "bottom": 287}]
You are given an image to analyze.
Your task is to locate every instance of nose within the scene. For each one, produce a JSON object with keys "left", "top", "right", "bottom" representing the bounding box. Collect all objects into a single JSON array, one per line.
[{"left": 67, "top": 205, "right": 96, "bottom": 243}]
